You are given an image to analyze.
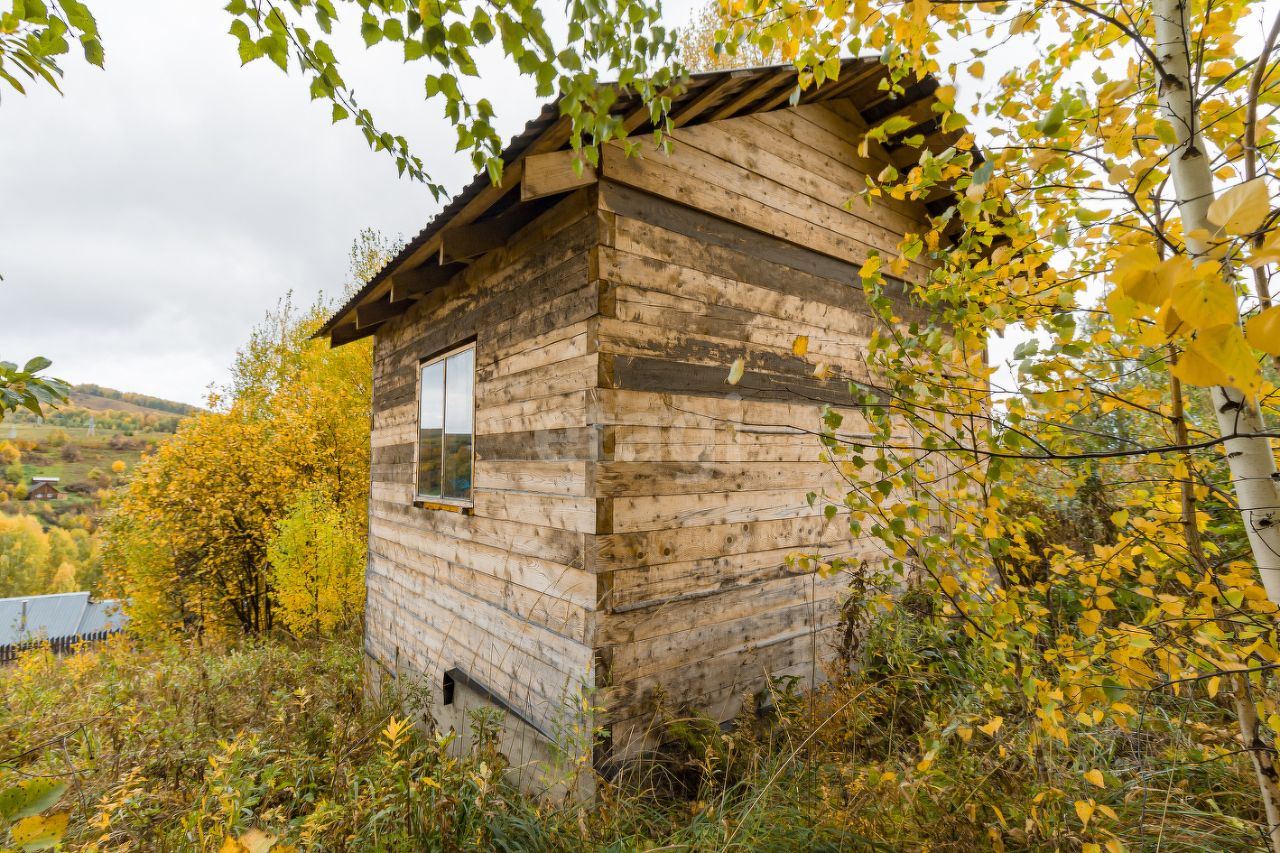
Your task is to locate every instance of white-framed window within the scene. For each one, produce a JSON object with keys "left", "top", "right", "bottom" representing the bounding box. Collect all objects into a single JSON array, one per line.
[{"left": 416, "top": 343, "right": 476, "bottom": 504}]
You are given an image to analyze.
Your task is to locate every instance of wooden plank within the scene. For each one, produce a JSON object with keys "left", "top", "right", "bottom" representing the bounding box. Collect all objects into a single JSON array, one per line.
[
  {"left": 604, "top": 353, "right": 864, "bottom": 407},
  {"left": 706, "top": 70, "right": 793, "bottom": 122},
  {"left": 373, "top": 517, "right": 596, "bottom": 612},
  {"left": 370, "top": 497, "right": 588, "bottom": 568},
  {"left": 329, "top": 320, "right": 378, "bottom": 347},
  {"left": 439, "top": 217, "right": 516, "bottom": 264},
  {"left": 602, "top": 544, "right": 864, "bottom": 612},
  {"left": 356, "top": 295, "right": 411, "bottom": 329},
  {"left": 595, "top": 460, "right": 840, "bottom": 497},
  {"left": 476, "top": 427, "right": 606, "bottom": 462},
  {"left": 611, "top": 487, "right": 839, "bottom": 534},
  {"left": 597, "top": 193, "right": 931, "bottom": 326},
  {"left": 589, "top": 513, "right": 855, "bottom": 572},
  {"left": 388, "top": 262, "right": 465, "bottom": 302},
  {"left": 475, "top": 460, "right": 593, "bottom": 495},
  {"left": 476, "top": 352, "right": 599, "bottom": 408},
  {"left": 472, "top": 490, "right": 601, "bottom": 535},
  {"left": 371, "top": 529, "right": 594, "bottom": 643},
  {"left": 521, "top": 150, "right": 598, "bottom": 201},
  {"left": 670, "top": 71, "right": 750, "bottom": 127},
  {"left": 604, "top": 136, "right": 933, "bottom": 280},
  {"left": 599, "top": 150, "right": 928, "bottom": 284},
  {"left": 672, "top": 115, "right": 923, "bottom": 238}
]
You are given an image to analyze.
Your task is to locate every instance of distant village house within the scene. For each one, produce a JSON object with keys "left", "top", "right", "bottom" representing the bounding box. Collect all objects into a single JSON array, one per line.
[
  {"left": 0, "top": 591, "right": 128, "bottom": 663},
  {"left": 26, "top": 477, "right": 60, "bottom": 500}
]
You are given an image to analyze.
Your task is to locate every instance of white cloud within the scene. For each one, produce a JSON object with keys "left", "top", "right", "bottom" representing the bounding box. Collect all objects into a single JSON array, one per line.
[{"left": 0, "top": 0, "right": 549, "bottom": 404}]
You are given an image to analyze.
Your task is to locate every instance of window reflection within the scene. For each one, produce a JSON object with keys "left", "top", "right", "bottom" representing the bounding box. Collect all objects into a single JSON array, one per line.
[
  {"left": 442, "top": 348, "right": 474, "bottom": 500},
  {"left": 417, "top": 360, "right": 444, "bottom": 498},
  {"left": 417, "top": 344, "right": 475, "bottom": 503}
]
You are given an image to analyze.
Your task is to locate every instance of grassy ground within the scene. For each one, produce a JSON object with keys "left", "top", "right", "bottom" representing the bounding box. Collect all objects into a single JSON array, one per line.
[{"left": 0, "top": 611, "right": 1269, "bottom": 852}]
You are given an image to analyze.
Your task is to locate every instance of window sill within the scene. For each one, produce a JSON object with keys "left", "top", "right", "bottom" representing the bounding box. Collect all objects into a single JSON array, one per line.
[{"left": 413, "top": 498, "right": 474, "bottom": 515}]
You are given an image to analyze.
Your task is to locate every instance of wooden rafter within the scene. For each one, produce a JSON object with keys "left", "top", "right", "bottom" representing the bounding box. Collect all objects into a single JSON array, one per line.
[
  {"left": 389, "top": 262, "right": 465, "bottom": 302},
  {"left": 356, "top": 295, "right": 409, "bottom": 329},
  {"left": 670, "top": 72, "right": 750, "bottom": 128},
  {"left": 522, "top": 150, "right": 599, "bottom": 201},
  {"left": 705, "top": 70, "right": 794, "bottom": 122}
]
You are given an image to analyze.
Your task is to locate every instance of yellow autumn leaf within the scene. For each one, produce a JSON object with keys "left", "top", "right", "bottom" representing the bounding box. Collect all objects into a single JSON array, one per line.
[
  {"left": 1080, "top": 608, "right": 1102, "bottom": 636},
  {"left": 10, "top": 813, "right": 71, "bottom": 849},
  {"left": 940, "top": 574, "right": 960, "bottom": 595},
  {"left": 969, "top": 60, "right": 985, "bottom": 78},
  {"left": 1075, "top": 798, "right": 1096, "bottom": 827},
  {"left": 1207, "top": 675, "right": 1221, "bottom": 698},
  {"left": 1169, "top": 268, "right": 1236, "bottom": 330},
  {"left": 1084, "top": 768, "right": 1106, "bottom": 787},
  {"left": 1246, "top": 306, "right": 1280, "bottom": 355},
  {"left": 1109, "top": 246, "right": 1168, "bottom": 306},
  {"left": 238, "top": 829, "right": 277, "bottom": 853},
  {"left": 812, "top": 363, "right": 833, "bottom": 380},
  {"left": 727, "top": 357, "right": 745, "bottom": 386},
  {"left": 792, "top": 335, "right": 809, "bottom": 357},
  {"left": 1171, "top": 323, "right": 1261, "bottom": 396},
  {"left": 1160, "top": 300, "right": 1185, "bottom": 336},
  {"left": 1247, "top": 232, "right": 1280, "bottom": 268},
  {"left": 978, "top": 716, "right": 1003, "bottom": 736},
  {"left": 859, "top": 255, "right": 881, "bottom": 280},
  {"left": 1207, "top": 178, "right": 1270, "bottom": 235}
]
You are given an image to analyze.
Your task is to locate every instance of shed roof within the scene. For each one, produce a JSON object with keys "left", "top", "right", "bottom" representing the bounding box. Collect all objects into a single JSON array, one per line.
[
  {"left": 0, "top": 592, "right": 128, "bottom": 646},
  {"left": 321, "top": 57, "right": 962, "bottom": 344}
]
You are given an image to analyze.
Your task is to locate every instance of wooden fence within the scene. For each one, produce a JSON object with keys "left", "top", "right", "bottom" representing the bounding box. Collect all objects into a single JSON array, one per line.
[{"left": 0, "top": 629, "right": 124, "bottom": 665}]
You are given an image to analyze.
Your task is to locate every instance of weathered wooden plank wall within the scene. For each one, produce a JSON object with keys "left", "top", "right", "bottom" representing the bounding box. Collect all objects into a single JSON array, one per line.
[
  {"left": 365, "top": 95, "right": 935, "bottom": 769},
  {"left": 588, "top": 101, "right": 934, "bottom": 758},
  {"left": 366, "top": 188, "right": 604, "bottom": 736}
]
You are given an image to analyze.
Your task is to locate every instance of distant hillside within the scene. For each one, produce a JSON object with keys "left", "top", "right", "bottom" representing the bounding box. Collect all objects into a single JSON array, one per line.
[
  {"left": 70, "top": 384, "right": 199, "bottom": 417},
  {"left": 5, "top": 384, "right": 201, "bottom": 435}
]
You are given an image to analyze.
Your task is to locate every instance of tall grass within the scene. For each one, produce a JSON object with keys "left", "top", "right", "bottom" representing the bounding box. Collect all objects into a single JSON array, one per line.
[{"left": 0, "top": 612, "right": 1268, "bottom": 850}]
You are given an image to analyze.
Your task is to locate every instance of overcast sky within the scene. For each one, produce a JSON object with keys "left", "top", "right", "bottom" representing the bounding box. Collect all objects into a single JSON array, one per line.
[{"left": 1, "top": 0, "right": 701, "bottom": 405}]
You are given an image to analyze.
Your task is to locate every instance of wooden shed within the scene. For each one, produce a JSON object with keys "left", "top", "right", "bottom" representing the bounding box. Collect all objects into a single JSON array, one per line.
[{"left": 320, "top": 57, "right": 960, "bottom": 778}]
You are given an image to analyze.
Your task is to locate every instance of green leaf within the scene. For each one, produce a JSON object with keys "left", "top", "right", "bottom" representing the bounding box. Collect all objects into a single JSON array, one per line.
[
  {"left": 81, "top": 34, "right": 103, "bottom": 66},
  {"left": 59, "top": 0, "right": 95, "bottom": 34},
  {"left": 21, "top": 356, "right": 51, "bottom": 373},
  {"left": 0, "top": 779, "right": 66, "bottom": 822},
  {"left": 1036, "top": 99, "right": 1066, "bottom": 135}
]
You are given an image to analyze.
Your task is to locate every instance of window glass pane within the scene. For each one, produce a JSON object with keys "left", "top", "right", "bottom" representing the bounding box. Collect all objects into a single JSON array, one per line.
[
  {"left": 417, "top": 360, "right": 444, "bottom": 498},
  {"left": 442, "top": 347, "right": 474, "bottom": 501}
]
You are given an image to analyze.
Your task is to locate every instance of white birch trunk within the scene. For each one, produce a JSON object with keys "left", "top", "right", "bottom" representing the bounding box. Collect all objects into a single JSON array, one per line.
[
  {"left": 1153, "top": 0, "right": 1280, "bottom": 604},
  {"left": 1154, "top": 1, "right": 1280, "bottom": 846}
]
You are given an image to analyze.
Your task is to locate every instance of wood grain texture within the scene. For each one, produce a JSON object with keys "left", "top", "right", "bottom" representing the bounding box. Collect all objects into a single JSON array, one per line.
[{"left": 365, "top": 98, "right": 924, "bottom": 769}]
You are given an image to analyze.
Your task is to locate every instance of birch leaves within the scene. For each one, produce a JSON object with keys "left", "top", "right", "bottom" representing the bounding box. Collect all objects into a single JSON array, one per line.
[
  {"left": 1108, "top": 247, "right": 1255, "bottom": 394},
  {"left": 1103, "top": 178, "right": 1275, "bottom": 396}
]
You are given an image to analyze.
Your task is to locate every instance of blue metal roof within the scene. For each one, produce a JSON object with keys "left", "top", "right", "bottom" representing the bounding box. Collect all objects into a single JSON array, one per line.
[{"left": 0, "top": 592, "right": 128, "bottom": 646}]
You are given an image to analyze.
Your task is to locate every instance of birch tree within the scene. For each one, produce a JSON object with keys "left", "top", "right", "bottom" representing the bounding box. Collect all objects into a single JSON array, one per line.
[{"left": 702, "top": 0, "right": 1280, "bottom": 844}]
